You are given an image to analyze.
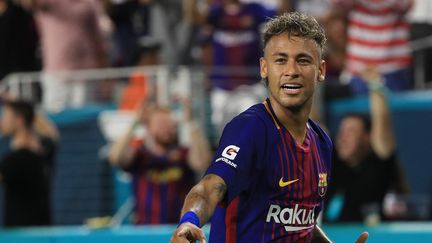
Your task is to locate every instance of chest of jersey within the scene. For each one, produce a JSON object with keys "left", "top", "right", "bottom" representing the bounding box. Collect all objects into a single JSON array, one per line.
[
  {"left": 264, "top": 129, "right": 328, "bottom": 202},
  {"left": 252, "top": 129, "right": 328, "bottom": 237}
]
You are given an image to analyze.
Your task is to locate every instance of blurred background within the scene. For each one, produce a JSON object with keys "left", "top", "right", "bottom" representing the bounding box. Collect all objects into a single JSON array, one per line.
[{"left": 0, "top": 0, "right": 431, "bottom": 242}]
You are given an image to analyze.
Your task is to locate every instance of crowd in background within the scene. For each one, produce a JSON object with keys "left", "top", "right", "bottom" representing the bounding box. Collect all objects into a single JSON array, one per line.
[
  {"left": 0, "top": 0, "right": 431, "bottom": 227},
  {"left": 1, "top": 0, "right": 430, "bottom": 90}
]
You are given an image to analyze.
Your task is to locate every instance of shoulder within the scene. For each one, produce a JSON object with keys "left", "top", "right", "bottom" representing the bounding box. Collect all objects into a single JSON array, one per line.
[
  {"left": 225, "top": 103, "right": 267, "bottom": 132},
  {"left": 219, "top": 103, "right": 269, "bottom": 150}
]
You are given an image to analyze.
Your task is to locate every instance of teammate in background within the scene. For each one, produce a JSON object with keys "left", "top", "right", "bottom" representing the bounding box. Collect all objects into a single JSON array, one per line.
[
  {"left": 326, "top": 66, "right": 409, "bottom": 223},
  {"left": 108, "top": 99, "right": 211, "bottom": 224},
  {"left": 171, "top": 13, "right": 368, "bottom": 243},
  {"left": 0, "top": 97, "right": 59, "bottom": 227}
]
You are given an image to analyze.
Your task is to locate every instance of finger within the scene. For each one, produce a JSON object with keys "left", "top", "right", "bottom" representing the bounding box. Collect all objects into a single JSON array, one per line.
[
  {"left": 170, "top": 234, "right": 190, "bottom": 243},
  {"left": 355, "top": 232, "right": 369, "bottom": 243},
  {"left": 176, "top": 226, "right": 190, "bottom": 237},
  {"left": 186, "top": 227, "right": 206, "bottom": 243},
  {"left": 198, "top": 230, "right": 207, "bottom": 243}
]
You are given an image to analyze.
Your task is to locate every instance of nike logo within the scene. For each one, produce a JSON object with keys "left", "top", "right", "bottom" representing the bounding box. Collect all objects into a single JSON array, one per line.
[{"left": 279, "top": 178, "right": 299, "bottom": 188}]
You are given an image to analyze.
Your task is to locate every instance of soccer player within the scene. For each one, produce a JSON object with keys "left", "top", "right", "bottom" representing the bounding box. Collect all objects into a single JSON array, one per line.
[{"left": 170, "top": 12, "right": 368, "bottom": 242}]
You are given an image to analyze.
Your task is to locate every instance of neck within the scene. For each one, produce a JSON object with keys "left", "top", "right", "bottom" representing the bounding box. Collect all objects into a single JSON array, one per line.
[
  {"left": 269, "top": 96, "right": 311, "bottom": 145},
  {"left": 12, "top": 128, "right": 35, "bottom": 150}
]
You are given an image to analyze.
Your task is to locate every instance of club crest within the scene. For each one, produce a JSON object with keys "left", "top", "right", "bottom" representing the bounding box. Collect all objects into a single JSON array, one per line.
[{"left": 318, "top": 173, "right": 328, "bottom": 197}]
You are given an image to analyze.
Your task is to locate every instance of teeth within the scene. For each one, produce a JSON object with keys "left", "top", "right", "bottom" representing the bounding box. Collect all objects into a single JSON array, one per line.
[{"left": 282, "top": 84, "right": 302, "bottom": 89}]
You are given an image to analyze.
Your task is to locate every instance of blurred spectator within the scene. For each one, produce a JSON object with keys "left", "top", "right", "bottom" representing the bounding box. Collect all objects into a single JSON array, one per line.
[
  {"left": 108, "top": 0, "right": 199, "bottom": 66},
  {"left": 195, "top": 0, "right": 280, "bottom": 90},
  {"left": 240, "top": 0, "right": 282, "bottom": 10},
  {"left": 190, "top": 0, "right": 286, "bottom": 134},
  {"left": 22, "top": 0, "right": 112, "bottom": 112},
  {"left": 106, "top": 0, "right": 151, "bottom": 66},
  {"left": 408, "top": 0, "right": 432, "bottom": 87},
  {"left": 325, "top": 66, "right": 409, "bottom": 223},
  {"left": 294, "top": 0, "right": 331, "bottom": 21},
  {"left": 322, "top": 10, "right": 351, "bottom": 100},
  {"left": 118, "top": 37, "right": 161, "bottom": 110},
  {"left": 330, "top": 0, "right": 413, "bottom": 94},
  {"left": 0, "top": 97, "right": 59, "bottom": 227},
  {"left": 108, "top": 100, "right": 211, "bottom": 224},
  {"left": 0, "top": 0, "right": 39, "bottom": 80}
]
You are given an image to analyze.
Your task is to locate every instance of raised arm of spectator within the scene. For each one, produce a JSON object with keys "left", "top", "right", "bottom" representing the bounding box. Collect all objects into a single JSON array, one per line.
[
  {"left": 360, "top": 66, "right": 396, "bottom": 159},
  {"left": 34, "top": 112, "right": 60, "bottom": 142},
  {"left": 183, "top": 0, "right": 208, "bottom": 25},
  {"left": 108, "top": 101, "right": 149, "bottom": 168},
  {"left": 183, "top": 99, "right": 211, "bottom": 174}
]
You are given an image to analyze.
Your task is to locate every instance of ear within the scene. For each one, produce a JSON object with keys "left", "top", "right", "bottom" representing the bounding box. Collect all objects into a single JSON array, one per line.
[
  {"left": 260, "top": 57, "right": 267, "bottom": 79},
  {"left": 318, "top": 60, "right": 326, "bottom": 82}
]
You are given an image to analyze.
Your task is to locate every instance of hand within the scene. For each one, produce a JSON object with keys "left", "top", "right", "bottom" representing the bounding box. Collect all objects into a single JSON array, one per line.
[
  {"left": 360, "top": 65, "right": 382, "bottom": 83},
  {"left": 0, "top": 91, "right": 16, "bottom": 102},
  {"left": 355, "top": 232, "right": 369, "bottom": 243},
  {"left": 134, "top": 99, "right": 150, "bottom": 124},
  {"left": 181, "top": 97, "right": 193, "bottom": 122},
  {"left": 170, "top": 222, "right": 207, "bottom": 243}
]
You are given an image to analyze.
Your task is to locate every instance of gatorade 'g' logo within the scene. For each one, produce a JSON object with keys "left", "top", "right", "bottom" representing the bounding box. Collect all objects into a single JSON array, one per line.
[{"left": 221, "top": 145, "right": 240, "bottom": 160}]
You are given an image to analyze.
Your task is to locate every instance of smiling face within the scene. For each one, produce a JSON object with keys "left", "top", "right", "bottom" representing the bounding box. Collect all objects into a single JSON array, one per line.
[{"left": 260, "top": 34, "right": 326, "bottom": 112}]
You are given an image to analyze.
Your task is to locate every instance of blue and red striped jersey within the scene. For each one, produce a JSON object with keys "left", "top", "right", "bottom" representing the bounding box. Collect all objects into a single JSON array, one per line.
[
  {"left": 125, "top": 146, "right": 195, "bottom": 224},
  {"left": 205, "top": 99, "right": 333, "bottom": 242},
  {"left": 207, "top": 3, "right": 276, "bottom": 90}
]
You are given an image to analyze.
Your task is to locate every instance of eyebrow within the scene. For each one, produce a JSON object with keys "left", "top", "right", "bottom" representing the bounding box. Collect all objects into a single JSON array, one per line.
[{"left": 271, "top": 52, "right": 314, "bottom": 59}]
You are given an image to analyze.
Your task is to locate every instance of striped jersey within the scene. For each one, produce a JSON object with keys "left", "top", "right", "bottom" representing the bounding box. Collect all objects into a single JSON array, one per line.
[
  {"left": 331, "top": 0, "right": 413, "bottom": 75},
  {"left": 207, "top": 3, "right": 275, "bottom": 90},
  {"left": 205, "top": 99, "right": 333, "bottom": 242},
  {"left": 125, "top": 146, "right": 195, "bottom": 224}
]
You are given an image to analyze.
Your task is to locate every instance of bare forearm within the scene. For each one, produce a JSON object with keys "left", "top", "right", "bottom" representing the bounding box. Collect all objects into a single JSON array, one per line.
[
  {"left": 370, "top": 89, "right": 395, "bottom": 157},
  {"left": 311, "top": 225, "right": 332, "bottom": 243},
  {"left": 34, "top": 113, "right": 60, "bottom": 141},
  {"left": 108, "top": 121, "right": 137, "bottom": 166},
  {"left": 188, "top": 122, "right": 211, "bottom": 173},
  {"left": 183, "top": 0, "right": 207, "bottom": 25},
  {"left": 181, "top": 174, "right": 226, "bottom": 226}
]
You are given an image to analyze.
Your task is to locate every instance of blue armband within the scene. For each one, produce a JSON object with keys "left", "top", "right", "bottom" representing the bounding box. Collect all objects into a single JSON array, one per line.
[{"left": 178, "top": 211, "right": 200, "bottom": 228}]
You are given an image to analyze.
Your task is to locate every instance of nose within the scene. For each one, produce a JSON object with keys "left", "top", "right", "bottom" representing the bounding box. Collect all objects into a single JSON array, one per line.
[{"left": 283, "top": 59, "right": 300, "bottom": 79}]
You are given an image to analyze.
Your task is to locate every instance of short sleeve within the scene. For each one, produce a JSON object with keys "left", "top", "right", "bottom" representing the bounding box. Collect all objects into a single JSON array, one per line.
[{"left": 205, "top": 115, "right": 265, "bottom": 202}]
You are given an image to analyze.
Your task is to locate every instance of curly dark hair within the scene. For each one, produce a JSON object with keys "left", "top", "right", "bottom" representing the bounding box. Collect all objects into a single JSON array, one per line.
[{"left": 262, "top": 12, "right": 327, "bottom": 55}]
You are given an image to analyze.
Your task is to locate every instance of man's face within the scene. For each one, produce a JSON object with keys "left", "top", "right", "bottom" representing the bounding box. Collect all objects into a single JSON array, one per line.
[
  {"left": 147, "top": 111, "right": 177, "bottom": 147},
  {"left": 0, "top": 106, "right": 17, "bottom": 136},
  {"left": 260, "top": 34, "right": 325, "bottom": 111},
  {"left": 336, "top": 117, "right": 370, "bottom": 163}
]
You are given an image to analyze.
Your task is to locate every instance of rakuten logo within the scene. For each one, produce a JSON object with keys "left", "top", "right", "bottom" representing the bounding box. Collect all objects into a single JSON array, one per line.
[{"left": 266, "top": 204, "right": 315, "bottom": 232}]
